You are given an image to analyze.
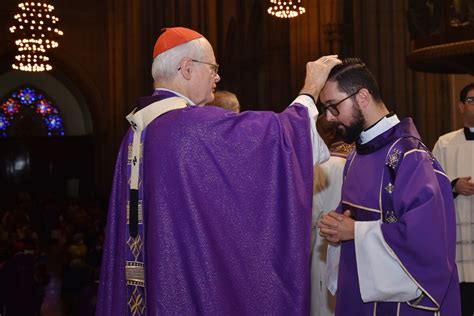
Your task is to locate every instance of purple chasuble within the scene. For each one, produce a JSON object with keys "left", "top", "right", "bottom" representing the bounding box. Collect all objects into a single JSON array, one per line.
[
  {"left": 335, "top": 118, "right": 461, "bottom": 315},
  {"left": 96, "top": 90, "right": 314, "bottom": 315}
]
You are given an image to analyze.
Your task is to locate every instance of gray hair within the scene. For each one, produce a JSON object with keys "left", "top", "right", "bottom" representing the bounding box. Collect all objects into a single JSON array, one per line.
[
  {"left": 211, "top": 90, "right": 240, "bottom": 113},
  {"left": 151, "top": 37, "right": 208, "bottom": 83}
]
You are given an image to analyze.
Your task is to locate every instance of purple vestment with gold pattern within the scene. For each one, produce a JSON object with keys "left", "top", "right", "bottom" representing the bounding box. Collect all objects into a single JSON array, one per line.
[
  {"left": 96, "top": 90, "right": 314, "bottom": 315},
  {"left": 336, "top": 118, "right": 461, "bottom": 315}
]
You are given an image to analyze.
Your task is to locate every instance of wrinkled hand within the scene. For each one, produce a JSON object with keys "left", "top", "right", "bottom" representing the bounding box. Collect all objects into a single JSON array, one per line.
[
  {"left": 300, "top": 55, "right": 342, "bottom": 100},
  {"left": 455, "top": 177, "right": 474, "bottom": 196},
  {"left": 317, "top": 210, "right": 355, "bottom": 243}
]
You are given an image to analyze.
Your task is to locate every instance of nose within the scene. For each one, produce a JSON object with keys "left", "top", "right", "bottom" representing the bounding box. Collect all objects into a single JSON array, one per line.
[{"left": 214, "top": 73, "right": 221, "bottom": 83}]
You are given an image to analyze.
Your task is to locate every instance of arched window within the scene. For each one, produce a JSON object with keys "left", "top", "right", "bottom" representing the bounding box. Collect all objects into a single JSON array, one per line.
[{"left": 0, "top": 86, "right": 65, "bottom": 137}]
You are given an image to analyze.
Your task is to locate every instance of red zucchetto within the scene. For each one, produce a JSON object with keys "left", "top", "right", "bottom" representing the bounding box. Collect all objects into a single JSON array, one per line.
[{"left": 152, "top": 27, "right": 203, "bottom": 59}]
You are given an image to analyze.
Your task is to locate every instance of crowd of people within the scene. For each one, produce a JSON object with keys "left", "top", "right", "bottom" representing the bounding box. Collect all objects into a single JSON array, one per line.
[{"left": 0, "top": 191, "right": 106, "bottom": 316}]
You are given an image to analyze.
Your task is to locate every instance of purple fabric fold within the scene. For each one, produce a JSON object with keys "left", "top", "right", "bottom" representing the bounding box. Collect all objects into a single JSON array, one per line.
[
  {"left": 97, "top": 91, "right": 314, "bottom": 315},
  {"left": 335, "top": 118, "right": 460, "bottom": 315}
]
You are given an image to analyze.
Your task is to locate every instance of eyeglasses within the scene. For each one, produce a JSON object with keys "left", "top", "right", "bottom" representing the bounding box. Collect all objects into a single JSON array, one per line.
[
  {"left": 464, "top": 96, "right": 474, "bottom": 105},
  {"left": 177, "top": 59, "right": 219, "bottom": 75},
  {"left": 192, "top": 59, "right": 219, "bottom": 75},
  {"left": 322, "top": 89, "right": 360, "bottom": 116}
]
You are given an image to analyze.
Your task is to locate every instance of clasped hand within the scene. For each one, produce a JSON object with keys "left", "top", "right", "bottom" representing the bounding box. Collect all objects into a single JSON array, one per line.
[
  {"left": 455, "top": 176, "right": 474, "bottom": 196},
  {"left": 317, "top": 210, "right": 355, "bottom": 244}
]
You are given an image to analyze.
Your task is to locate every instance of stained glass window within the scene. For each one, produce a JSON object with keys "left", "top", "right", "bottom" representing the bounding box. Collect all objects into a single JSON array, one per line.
[{"left": 0, "top": 87, "right": 64, "bottom": 137}]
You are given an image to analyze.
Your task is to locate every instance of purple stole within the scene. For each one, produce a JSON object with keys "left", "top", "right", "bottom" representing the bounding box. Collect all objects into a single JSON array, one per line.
[
  {"left": 124, "top": 127, "right": 146, "bottom": 315},
  {"left": 123, "top": 97, "right": 188, "bottom": 315}
]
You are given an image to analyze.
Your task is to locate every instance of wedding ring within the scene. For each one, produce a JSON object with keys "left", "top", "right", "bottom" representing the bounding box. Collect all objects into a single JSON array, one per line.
[{"left": 322, "top": 58, "right": 329, "bottom": 63}]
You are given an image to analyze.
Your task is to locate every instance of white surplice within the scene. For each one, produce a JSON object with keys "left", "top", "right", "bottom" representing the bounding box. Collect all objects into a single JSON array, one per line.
[{"left": 433, "top": 128, "right": 474, "bottom": 282}]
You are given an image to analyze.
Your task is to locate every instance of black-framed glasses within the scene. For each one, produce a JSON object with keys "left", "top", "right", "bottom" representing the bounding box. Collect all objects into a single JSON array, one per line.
[
  {"left": 192, "top": 59, "right": 219, "bottom": 75},
  {"left": 322, "top": 89, "right": 360, "bottom": 116},
  {"left": 464, "top": 96, "right": 474, "bottom": 105}
]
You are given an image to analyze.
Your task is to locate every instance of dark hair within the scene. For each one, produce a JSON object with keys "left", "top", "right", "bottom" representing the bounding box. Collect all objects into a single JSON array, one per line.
[
  {"left": 459, "top": 83, "right": 474, "bottom": 102},
  {"left": 327, "top": 58, "right": 382, "bottom": 103}
]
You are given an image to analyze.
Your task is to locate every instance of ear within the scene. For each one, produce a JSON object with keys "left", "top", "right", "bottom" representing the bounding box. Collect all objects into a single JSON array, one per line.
[
  {"left": 178, "top": 59, "right": 194, "bottom": 80},
  {"left": 356, "top": 88, "right": 371, "bottom": 109}
]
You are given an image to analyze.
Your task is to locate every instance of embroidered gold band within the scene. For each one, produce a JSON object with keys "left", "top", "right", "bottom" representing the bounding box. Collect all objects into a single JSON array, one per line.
[{"left": 126, "top": 261, "right": 145, "bottom": 287}]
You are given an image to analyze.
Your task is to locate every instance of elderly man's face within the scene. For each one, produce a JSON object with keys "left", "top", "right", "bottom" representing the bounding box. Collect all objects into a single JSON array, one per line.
[{"left": 189, "top": 40, "right": 221, "bottom": 106}]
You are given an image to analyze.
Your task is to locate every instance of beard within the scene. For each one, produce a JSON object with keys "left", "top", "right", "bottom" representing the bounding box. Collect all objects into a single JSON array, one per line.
[{"left": 337, "top": 103, "right": 365, "bottom": 144}]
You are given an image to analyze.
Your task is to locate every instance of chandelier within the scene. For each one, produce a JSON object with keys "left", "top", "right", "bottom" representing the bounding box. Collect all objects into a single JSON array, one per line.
[
  {"left": 267, "top": 0, "right": 306, "bottom": 19},
  {"left": 9, "top": 2, "right": 64, "bottom": 72}
]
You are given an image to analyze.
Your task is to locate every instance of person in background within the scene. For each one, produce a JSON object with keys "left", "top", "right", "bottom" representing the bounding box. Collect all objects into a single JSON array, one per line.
[
  {"left": 432, "top": 82, "right": 474, "bottom": 316},
  {"left": 96, "top": 26, "right": 341, "bottom": 315},
  {"left": 317, "top": 58, "right": 461, "bottom": 315},
  {"left": 311, "top": 113, "right": 354, "bottom": 316},
  {"left": 207, "top": 90, "right": 240, "bottom": 113}
]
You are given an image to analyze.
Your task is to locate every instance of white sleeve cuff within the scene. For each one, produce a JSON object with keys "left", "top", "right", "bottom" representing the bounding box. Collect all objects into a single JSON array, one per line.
[
  {"left": 355, "top": 221, "right": 421, "bottom": 302},
  {"left": 293, "top": 94, "right": 319, "bottom": 117},
  {"left": 326, "top": 243, "right": 340, "bottom": 295},
  {"left": 291, "top": 95, "right": 329, "bottom": 165}
]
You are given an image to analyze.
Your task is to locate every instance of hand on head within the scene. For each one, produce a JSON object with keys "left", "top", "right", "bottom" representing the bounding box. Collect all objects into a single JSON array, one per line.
[{"left": 300, "top": 55, "right": 342, "bottom": 100}]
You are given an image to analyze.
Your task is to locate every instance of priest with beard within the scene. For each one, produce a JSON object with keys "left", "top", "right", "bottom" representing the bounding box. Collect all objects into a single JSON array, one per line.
[{"left": 317, "top": 58, "right": 461, "bottom": 315}]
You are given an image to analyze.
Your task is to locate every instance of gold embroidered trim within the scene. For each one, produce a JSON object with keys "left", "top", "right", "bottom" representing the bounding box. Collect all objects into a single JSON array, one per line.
[
  {"left": 330, "top": 141, "right": 354, "bottom": 158},
  {"left": 384, "top": 138, "right": 404, "bottom": 170},
  {"left": 385, "top": 182, "right": 395, "bottom": 194},
  {"left": 126, "top": 235, "right": 144, "bottom": 261},
  {"left": 384, "top": 210, "right": 398, "bottom": 223},
  {"left": 127, "top": 286, "right": 145, "bottom": 316},
  {"left": 386, "top": 148, "right": 402, "bottom": 169},
  {"left": 126, "top": 261, "right": 145, "bottom": 287}
]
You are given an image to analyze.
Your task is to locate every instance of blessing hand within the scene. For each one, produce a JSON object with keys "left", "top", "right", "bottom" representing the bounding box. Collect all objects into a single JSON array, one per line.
[{"left": 300, "top": 55, "right": 342, "bottom": 101}]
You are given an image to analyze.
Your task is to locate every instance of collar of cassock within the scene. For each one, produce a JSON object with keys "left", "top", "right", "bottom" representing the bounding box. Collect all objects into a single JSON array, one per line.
[
  {"left": 464, "top": 127, "right": 474, "bottom": 140},
  {"left": 355, "top": 113, "right": 409, "bottom": 155},
  {"left": 154, "top": 88, "right": 195, "bottom": 105},
  {"left": 359, "top": 113, "right": 400, "bottom": 144}
]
